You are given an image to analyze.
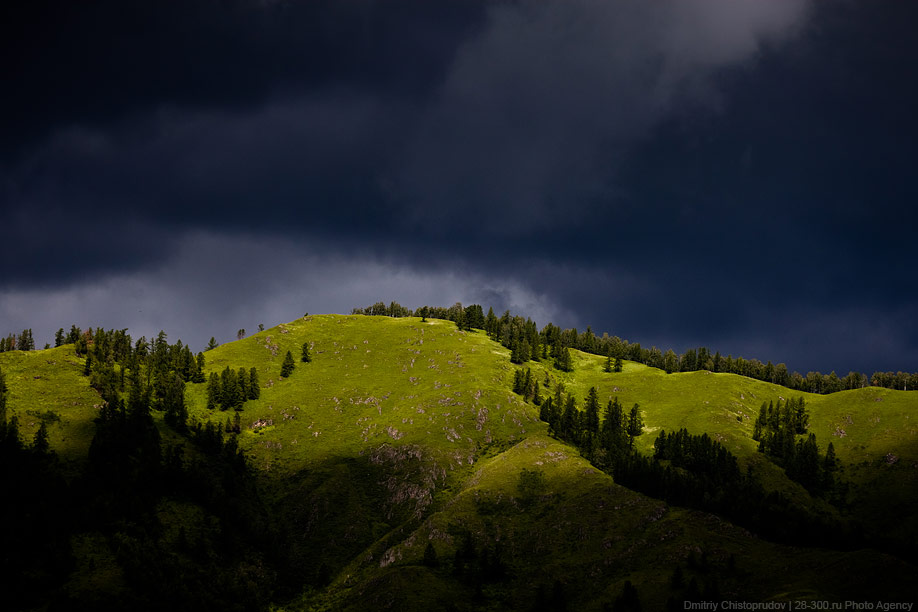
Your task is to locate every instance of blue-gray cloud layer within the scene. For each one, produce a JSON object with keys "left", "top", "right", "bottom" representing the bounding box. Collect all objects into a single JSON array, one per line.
[{"left": 2, "top": 0, "right": 917, "bottom": 374}]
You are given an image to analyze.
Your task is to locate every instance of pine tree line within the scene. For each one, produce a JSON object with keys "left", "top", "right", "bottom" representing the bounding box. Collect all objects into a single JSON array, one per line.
[
  {"left": 752, "top": 398, "right": 840, "bottom": 496},
  {"left": 653, "top": 429, "right": 741, "bottom": 487},
  {"left": 1, "top": 333, "right": 304, "bottom": 609},
  {"left": 512, "top": 374, "right": 855, "bottom": 549},
  {"left": 207, "top": 366, "right": 260, "bottom": 411},
  {"left": 0, "top": 328, "right": 35, "bottom": 351},
  {"left": 537, "top": 385, "right": 644, "bottom": 462},
  {"left": 353, "top": 302, "right": 918, "bottom": 393},
  {"left": 76, "top": 328, "right": 208, "bottom": 435},
  {"left": 0, "top": 386, "right": 69, "bottom": 608}
]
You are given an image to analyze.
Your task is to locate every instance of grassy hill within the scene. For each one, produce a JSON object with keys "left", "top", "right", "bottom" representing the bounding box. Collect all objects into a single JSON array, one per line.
[
  {"left": 0, "top": 344, "right": 102, "bottom": 470},
  {"left": 2, "top": 314, "right": 917, "bottom": 609},
  {"left": 187, "top": 315, "right": 536, "bottom": 476}
]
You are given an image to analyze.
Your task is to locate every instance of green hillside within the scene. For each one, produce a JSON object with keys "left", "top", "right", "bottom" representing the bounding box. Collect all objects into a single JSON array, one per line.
[
  {"left": 0, "top": 344, "right": 101, "bottom": 469},
  {"left": 1, "top": 314, "right": 916, "bottom": 610},
  {"left": 188, "top": 315, "right": 537, "bottom": 475},
  {"left": 529, "top": 349, "right": 918, "bottom": 553},
  {"left": 312, "top": 435, "right": 915, "bottom": 611}
]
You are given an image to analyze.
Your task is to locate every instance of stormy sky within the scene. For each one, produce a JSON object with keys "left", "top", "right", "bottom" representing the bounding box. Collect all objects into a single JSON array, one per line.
[{"left": 2, "top": 0, "right": 916, "bottom": 375}]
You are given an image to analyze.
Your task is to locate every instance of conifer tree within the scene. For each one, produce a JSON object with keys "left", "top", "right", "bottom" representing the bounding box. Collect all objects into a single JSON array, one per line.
[
  {"left": 237, "top": 367, "right": 249, "bottom": 404},
  {"left": 823, "top": 441, "right": 838, "bottom": 491},
  {"left": 220, "top": 367, "right": 236, "bottom": 409},
  {"left": 604, "top": 352, "right": 613, "bottom": 373},
  {"left": 248, "top": 367, "right": 260, "bottom": 400},
  {"left": 614, "top": 356, "right": 623, "bottom": 373},
  {"left": 519, "top": 340, "right": 531, "bottom": 363},
  {"left": 32, "top": 421, "right": 51, "bottom": 455},
  {"left": 530, "top": 337, "right": 541, "bottom": 362},
  {"left": 510, "top": 340, "right": 521, "bottom": 364},
  {"left": 584, "top": 387, "right": 600, "bottom": 435},
  {"left": 207, "top": 372, "right": 220, "bottom": 410},
  {"left": 192, "top": 352, "right": 206, "bottom": 383},
  {"left": 512, "top": 369, "right": 522, "bottom": 394},
  {"left": 280, "top": 351, "right": 296, "bottom": 378},
  {"left": 163, "top": 372, "right": 188, "bottom": 431},
  {"left": 613, "top": 580, "right": 641, "bottom": 612},
  {"left": 454, "top": 307, "right": 466, "bottom": 331},
  {"left": 539, "top": 396, "right": 552, "bottom": 423},
  {"left": 824, "top": 441, "right": 837, "bottom": 473},
  {"left": 301, "top": 341, "right": 312, "bottom": 363},
  {"left": 485, "top": 307, "right": 498, "bottom": 338},
  {"left": 54, "top": 328, "right": 65, "bottom": 347},
  {"left": 670, "top": 566, "right": 684, "bottom": 589},
  {"left": 206, "top": 337, "right": 218, "bottom": 351},
  {"left": 560, "top": 396, "right": 577, "bottom": 440},
  {"left": 423, "top": 541, "right": 439, "bottom": 568},
  {"left": 627, "top": 404, "right": 644, "bottom": 449},
  {"left": 555, "top": 347, "right": 573, "bottom": 372},
  {"left": 753, "top": 402, "right": 767, "bottom": 441},
  {"left": 600, "top": 398, "right": 626, "bottom": 455},
  {"left": 663, "top": 350, "right": 678, "bottom": 374},
  {"left": 2, "top": 415, "right": 23, "bottom": 452},
  {"left": 0, "top": 366, "right": 7, "bottom": 423},
  {"left": 17, "top": 329, "right": 35, "bottom": 351},
  {"left": 793, "top": 397, "right": 809, "bottom": 434}
]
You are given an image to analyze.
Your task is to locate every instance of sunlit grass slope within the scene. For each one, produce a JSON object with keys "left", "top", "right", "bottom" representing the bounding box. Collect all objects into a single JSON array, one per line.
[
  {"left": 535, "top": 349, "right": 918, "bottom": 465},
  {"left": 178, "top": 315, "right": 549, "bottom": 584},
  {"left": 0, "top": 345, "right": 100, "bottom": 469},
  {"left": 187, "top": 315, "right": 540, "bottom": 477},
  {"left": 521, "top": 348, "right": 918, "bottom": 552}
]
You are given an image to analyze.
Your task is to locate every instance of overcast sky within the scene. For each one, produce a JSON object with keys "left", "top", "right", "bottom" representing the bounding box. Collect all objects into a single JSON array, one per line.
[{"left": 2, "top": 0, "right": 916, "bottom": 375}]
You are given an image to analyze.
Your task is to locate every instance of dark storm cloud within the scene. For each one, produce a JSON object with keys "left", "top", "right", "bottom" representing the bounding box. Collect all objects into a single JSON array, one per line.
[
  {"left": 2, "top": 0, "right": 917, "bottom": 374},
  {"left": 1, "top": 0, "right": 484, "bottom": 160},
  {"left": 394, "top": 0, "right": 811, "bottom": 231},
  {"left": 2, "top": 0, "right": 812, "bottom": 276}
]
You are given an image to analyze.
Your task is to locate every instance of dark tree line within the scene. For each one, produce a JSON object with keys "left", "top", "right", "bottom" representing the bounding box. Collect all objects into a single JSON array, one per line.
[
  {"left": 869, "top": 370, "right": 918, "bottom": 391},
  {"left": 0, "top": 365, "right": 6, "bottom": 423},
  {"left": 537, "top": 385, "right": 644, "bottom": 461},
  {"left": 753, "top": 398, "right": 840, "bottom": 496},
  {"left": 351, "top": 300, "right": 415, "bottom": 318},
  {"left": 351, "top": 301, "right": 487, "bottom": 332},
  {"left": 77, "top": 327, "right": 206, "bottom": 435},
  {"left": 207, "top": 366, "right": 260, "bottom": 411},
  {"left": 0, "top": 401, "right": 70, "bottom": 610},
  {"left": 1, "top": 346, "right": 306, "bottom": 609},
  {"left": 513, "top": 376, "right": 857, "bottom": 550},
  {"left": 353, "top": 303, "right": 918, "bottom": 393},
  {"left": 512, "top": 368, "right": 543, "bottom": 406},
  {"left": 77, "top": 371, "right": 294, "bottom": 611},
  {"left": 653, "top": 429, "right": 741, "bottom": 487},
  {"left": 0, "top": 328, "right": 34, "bottom": 351}
]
